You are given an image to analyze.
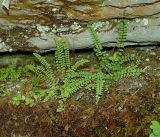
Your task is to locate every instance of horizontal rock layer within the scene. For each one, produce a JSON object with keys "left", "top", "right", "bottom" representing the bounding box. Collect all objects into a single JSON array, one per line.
[{"left": 0, "top": 0, "right": 160, "bottom": 52}]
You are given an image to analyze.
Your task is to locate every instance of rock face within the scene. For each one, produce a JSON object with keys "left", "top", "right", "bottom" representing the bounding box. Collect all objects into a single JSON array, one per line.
[{"left": 0, "top": 0, "right": 160, "bottom": 52}]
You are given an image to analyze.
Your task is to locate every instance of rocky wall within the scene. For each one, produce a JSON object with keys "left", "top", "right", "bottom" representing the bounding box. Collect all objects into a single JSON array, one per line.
[{"left": 0, "top": 0, "right": 160, "bottom": 52}]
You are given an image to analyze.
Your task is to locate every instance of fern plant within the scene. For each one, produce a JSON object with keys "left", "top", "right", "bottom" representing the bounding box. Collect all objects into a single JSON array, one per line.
[
  {"left": 27, "top": 54, "right": 58, "bottom": 102},
  {"left": 88, "top": 21, "right": 141, "bottom": 72},
  {"left": 28, "top": 39, "right": 92, "bottom": 105},
  {"left": 87, "top": 21, "right": 142, "bottom": 102}
]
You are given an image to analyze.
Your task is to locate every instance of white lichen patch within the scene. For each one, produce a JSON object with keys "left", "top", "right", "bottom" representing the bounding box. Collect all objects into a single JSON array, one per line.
[
  {"left": 0, "top": 39, "right": 5, "bottom": 50},
  {"left": 105, "top": 21, "right": 110, "bottom": 25},
  {"left": 92, "top": 21, "right": 106, "bottom": 30},
  {"left": 36, "top": 24, "right": 50, "bottom": 36},
  {"left": 142, "top": 18, "right": 149, "bottom": 26},
  {"left": 135, "top": 18, "right": 140, "bottom": 23},
  {"left": 74, "top": 5, "right": 92, "bottom": 12},
  {"left": 57, "top": 24, "right": 69, "bottom": 32},
  {"left": 70, "top": 22, "right": 81, "bottom": 30}
]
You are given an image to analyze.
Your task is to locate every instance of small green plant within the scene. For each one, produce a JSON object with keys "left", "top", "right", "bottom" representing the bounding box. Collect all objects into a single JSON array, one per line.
[
  {"left": 12, "top": 94, "right": 34, "bottom": 107},
  {"left": 0, "top": 61, "right": 29, "bottom": 82},
  {"left": 24, "top": 96, "right": 34, "bottom": 107},
  {"left": 56, "top": 100, "right": 65, "bottom": 112},
  {"left": 149, "top": 121, "right": 160, "bottom": 137},
  {"left": 12, "top": 94, "right": 23, "bottom": 106}
]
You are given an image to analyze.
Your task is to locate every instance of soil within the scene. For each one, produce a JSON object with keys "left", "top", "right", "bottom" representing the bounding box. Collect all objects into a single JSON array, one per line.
[{"left": 0, "top": 47, "right": 160, "bottom": 137}]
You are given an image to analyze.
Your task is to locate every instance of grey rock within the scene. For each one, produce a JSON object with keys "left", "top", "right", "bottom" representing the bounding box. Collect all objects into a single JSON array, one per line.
[{"left": 0, "top": 0, "right": 160, "bottom": 52}]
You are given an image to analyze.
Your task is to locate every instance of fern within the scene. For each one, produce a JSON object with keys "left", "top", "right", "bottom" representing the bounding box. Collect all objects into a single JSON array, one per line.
[
  {"left": 65, "top": 71, "right": 93, "bottom": 79},
  {"left": 69, "top": 59, "right": 89, "bottom": 72},
  {"left": 55, "top": 37, "right": 71, "bottom": 72},
  {"left": 88, "top": 21, "right": 142, "bottom": 99},
  {"left": 62, "top": 65, "right": 93, "bottom": 99},
  {"left": 29, "top": 53, "right": 56, "bottom": 88},
  {"left": 43, "top": 88, "right": 57, "bottom": 102},
  {"left": 107, "top": 52, "right": 140, "bottom": 71},
  {"left": 94, "top": 71, "right": 105, "bottom": 104},
  {"left": 33, "top": 53, "right": 52, "bottom": 70},
  {"left": 61, "top": 78, "right": 92, "bottom": 98},
  {"left": 110, "top": 65, "right": 142, "bottom": 81},
  {"left": 117, "top": 20, "right": 128, "bottom": 48},
  {"left": 26, "top": 21, "right": 142, "bottom": 110},
  {"left": 63, "top": 38, "right": 71, "bottom": 68},
  {"left": 87, "top": 23, "right": 106, "bottom": 61},
  {"left": 55, "top": 37, "right": 66, "bottom": 72}
]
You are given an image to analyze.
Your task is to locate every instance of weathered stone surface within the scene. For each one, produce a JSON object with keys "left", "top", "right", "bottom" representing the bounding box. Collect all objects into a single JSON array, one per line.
[{"left": 0, "top": 0, "right": 160, "bottom": 52}]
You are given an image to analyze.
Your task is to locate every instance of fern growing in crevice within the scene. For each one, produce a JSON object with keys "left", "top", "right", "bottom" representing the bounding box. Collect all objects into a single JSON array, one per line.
[
  {"left": 117, "top": 20, "right": 128, "bottom": 48},
  {"left": 87, "top": 21, "right": 142, "bottom": 101}
]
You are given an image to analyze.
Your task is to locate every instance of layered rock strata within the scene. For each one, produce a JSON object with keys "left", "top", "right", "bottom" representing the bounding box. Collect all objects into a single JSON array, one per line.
[{"left": 0, "top": 0, "right": 160, "bottom": 52}]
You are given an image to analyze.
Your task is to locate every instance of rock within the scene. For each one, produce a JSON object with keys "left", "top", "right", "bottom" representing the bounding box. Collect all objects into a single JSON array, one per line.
[{"left": 0, "top": 0, "right": 160, "bottom": 52}]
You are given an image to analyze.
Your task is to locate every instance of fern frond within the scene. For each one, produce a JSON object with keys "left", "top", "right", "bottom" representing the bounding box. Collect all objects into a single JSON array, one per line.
[
  {"left": 117, "top": 20, "right": 128, "bottom": 48},
  {"left": 109, "top": 65, "right": 142, "bottom": 81},
  {"left": 65, "top": 71, "right": 92, "bottom": 79},
  {"left": 70, "top": 59, "right": 90, "bottom": 72},
  {"left": 36, "top": 66, "right": 56, "bottom": 86},
  {"left": 87, "top": 23, "right": 105, "bottom": 59},
  {"left": 32, "top": 88, "right": 57, "bottom": 102},
  {"left": 87, "top": 23, "right": 110, "bottom": 70},
  {"left": 33, "top": 53, "right": 51, "bottom": 70},
  {"left": 55, "top": 37, "right": 71, "bottom": 72},
  {"left": 43, "top": 88, "right": 57, "bottom": 102},
  {"left": 55, "top": 37, "right": 66, "bottom": 72},
  {"left": 31, "top": 54, "right": 56, "bottom": 87},
  {"left": 109, "top": 52, "right": 139, "bottom": 64},
  {"left": 0, "top": 62, "right": 29, "bottom": 82},
  {"left": 63, "top": 38, "right": 71, "bottom": 68},
  {"left": 95, "top": 72, "right": 105, "bottom": 104},
  {"left": 61, "top": 78, "right": 91, "bottom": 98}
]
